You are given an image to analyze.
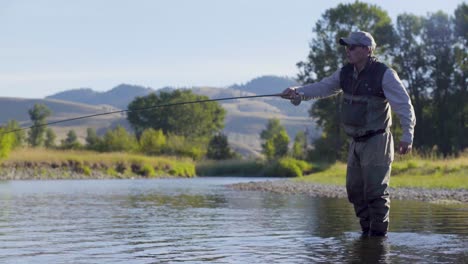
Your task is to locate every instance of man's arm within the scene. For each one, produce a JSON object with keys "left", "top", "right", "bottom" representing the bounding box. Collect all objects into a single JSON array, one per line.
[
  {"left": 382, "top": 68, "right": 417, "bottom": 154},
  {"left": 282, "top": 69, "right": 342, "bottom": 102}
]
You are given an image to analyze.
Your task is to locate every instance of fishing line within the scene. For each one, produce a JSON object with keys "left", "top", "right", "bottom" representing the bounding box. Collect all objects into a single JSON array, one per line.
[{"left": 1, "top": 93, "right": 283, "bottom": 135}]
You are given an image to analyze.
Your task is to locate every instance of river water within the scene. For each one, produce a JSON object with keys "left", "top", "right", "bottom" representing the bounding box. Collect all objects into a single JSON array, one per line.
[{"left": 0, "top": 178, "right": 466, "bottom": 263}]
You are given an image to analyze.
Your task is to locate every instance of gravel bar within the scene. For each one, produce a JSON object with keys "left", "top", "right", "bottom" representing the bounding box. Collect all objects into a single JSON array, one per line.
[{"left": 228, "top": 180, "right": 468, "bottom": 203}]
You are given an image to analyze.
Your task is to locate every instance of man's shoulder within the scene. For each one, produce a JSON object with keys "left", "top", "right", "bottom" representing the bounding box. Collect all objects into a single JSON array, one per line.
[{"left": 374, "top": 60, "right": 390, "bottom": 71}]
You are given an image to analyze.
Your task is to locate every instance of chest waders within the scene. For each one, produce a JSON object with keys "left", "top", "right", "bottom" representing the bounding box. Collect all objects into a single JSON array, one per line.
[{"left": 340, "top": 58, "right": 393, "bottom": 237}]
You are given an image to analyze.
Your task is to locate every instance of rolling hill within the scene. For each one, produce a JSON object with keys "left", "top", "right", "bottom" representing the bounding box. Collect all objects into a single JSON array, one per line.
[
  {"left": 0, "top": 97, "right": 126, "bottom": 141},
  {"left": 4, "top": 76, "right": 319, "bottom": 157},
  {"left": 47, "top": 84, "right": 154, "bottom": 109}
]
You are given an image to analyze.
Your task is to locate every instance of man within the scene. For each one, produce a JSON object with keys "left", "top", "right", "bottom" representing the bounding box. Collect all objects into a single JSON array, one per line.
[{"left": 282, "top": 31, "right": 416, "bottom": 237}]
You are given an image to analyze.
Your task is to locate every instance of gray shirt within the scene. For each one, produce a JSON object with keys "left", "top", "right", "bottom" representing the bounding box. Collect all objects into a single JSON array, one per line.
[{"left": 294, "top": 68, "right": 416, "bottom": 144}]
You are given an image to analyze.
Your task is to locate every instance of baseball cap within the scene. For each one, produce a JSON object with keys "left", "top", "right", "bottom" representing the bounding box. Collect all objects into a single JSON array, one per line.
[{"left": 339, "top": 31, "right": 376, "bottom": 50}]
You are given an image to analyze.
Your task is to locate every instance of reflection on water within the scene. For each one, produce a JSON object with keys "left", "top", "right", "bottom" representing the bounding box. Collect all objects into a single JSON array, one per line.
[{"left": 0, "top": 178, "right": 467, "bottom": 263}]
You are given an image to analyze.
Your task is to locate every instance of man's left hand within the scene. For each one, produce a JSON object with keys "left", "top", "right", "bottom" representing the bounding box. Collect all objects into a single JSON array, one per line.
[{"left": 398, "top": 141, "right": 412, "bottom": 155}]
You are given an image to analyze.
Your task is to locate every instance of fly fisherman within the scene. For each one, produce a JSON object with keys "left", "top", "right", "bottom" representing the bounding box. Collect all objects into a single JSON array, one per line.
[{"left": 282, "top": 31, "right": 416, "bottom": 237}]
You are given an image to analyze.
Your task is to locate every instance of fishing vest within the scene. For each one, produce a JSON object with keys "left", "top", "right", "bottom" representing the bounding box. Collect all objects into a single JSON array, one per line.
[{"left": 339, "top": 58, "right": 392, "bottom": 139}]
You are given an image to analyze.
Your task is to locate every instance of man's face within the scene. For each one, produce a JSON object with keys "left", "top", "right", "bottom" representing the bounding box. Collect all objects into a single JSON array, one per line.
[{"left": 346, "top": 45, "right": 370, "bottom": 64}]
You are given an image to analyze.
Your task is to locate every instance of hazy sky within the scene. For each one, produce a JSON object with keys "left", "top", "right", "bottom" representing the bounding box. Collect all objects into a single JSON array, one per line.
[{"left": 1, "top": 0, "right": 465, "bottom": 98}]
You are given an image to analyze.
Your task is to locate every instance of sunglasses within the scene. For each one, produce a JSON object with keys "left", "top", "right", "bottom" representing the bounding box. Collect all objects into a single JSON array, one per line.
[{"left": 346, "top": 45, "right": 366, "bottom": 51}]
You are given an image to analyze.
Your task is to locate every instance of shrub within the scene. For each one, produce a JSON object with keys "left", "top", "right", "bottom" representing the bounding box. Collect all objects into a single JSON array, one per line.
[
  {"left": 169, "top": 162, "right": 196, "bottom": 177},
  {"left": 139, "top": 128, "right": 166, "bottom": 155},
  {"left": 106, "top": 167, "right": 118, "bottom": 177},
  {"left": 163, "top": 134, "right": 206, "bottom": 160},
  {"left": 196, "top": 159, "right": 264, "bottom": 176},
  {"left": 139, "top": 164, "right": 156, "bottom": 177},
  {"left": 264, "top": 157, "right": 313, "bottom": 177},
  {"left": 102, "top": 126, "right": 138, "bottom": 152},
  {"left": 115, "top": 162, "right": 129, "bottom": 174}
]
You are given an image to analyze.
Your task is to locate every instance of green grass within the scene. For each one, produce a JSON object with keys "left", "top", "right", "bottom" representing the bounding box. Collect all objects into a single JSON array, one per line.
[
  {"left": 2, "top": 148, "right": 196, "bottom": 178},
  {"left": 296, "top": 163, "right": 348, "bottom": 185},
  {"left": 196, "top": 157, "right": 313, "bottom": 177},
  {"left": 196, "top": 159, "right": 265, "bottom": 176},
  {"left": 298, "top": 154, "right": 468, "bottom": 189}
]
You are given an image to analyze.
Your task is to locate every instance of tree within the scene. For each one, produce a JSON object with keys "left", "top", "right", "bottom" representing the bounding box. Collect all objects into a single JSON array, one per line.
[
  {"left": 28, "top": 104, "right": 52, "bottom": 147},
  {"left": 423, "top": 12, "right": 458, "bottom": 155},
  {"left": 390, "top": 7, "right": 467, "bottom": 156},
  {"left": 271, "top": 130, "right": 290, "bottom": 158},
  {"left": 85, "top": 128, "right": 102, "bottom": 151},
  {"left": 5, "top": 120, "right": 25, "bottom": 149},
  {"left": 101, "top": 125, "right": 138, "bottom": 152},
  {"left": 163, "top": 133, "right": 206, "bottom": 160},
  {"left": 0, "top": 128, "right": 14, "bottom": 159},
  {"left": 139, "top": 128, "right": 166, "bottom": 155},
  {"left": 206, "top": 133, "right": 236, "bottom": 160},
  {"left": 260, "top": 118, "right": 290, "bottom": 159},
  {"left": 61, "top": 130, "right": 81, "bottom": 149},
  {"left": 263, "top": 140, "right": 275, "bottom": 160},
  {"left": 296, "top": 2, "right": 395, "bottom": 161},
  {"left": 44, "top": 128, "right": 56, "bottom": 148},
  {"left": 260, "top": 118, "right": 284, "bottom": 141},
  {"left": 451, "top": 3, "right": 468, "bottom": 154},
  {"left": 292, "top": 131, "right": 307, "bottom": 160},
  {"left": 127, "top": 90, "right": 226, "bottom": 140},
  {"left": 392, "top": 13, "right": 429, "bottom": 149}
]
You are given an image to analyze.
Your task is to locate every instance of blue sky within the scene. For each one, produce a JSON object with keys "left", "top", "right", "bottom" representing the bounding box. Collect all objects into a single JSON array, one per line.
[{"left": 1, "top": 0, "right": 465, "bottom": 98}]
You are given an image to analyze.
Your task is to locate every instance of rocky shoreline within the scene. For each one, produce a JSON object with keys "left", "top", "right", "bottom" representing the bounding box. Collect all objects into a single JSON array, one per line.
[
  {"left": 0, "top": 167, "right": 126, "bottom": 180},
  {"left": 228, "top": 180, "right": 468, "bottom": 203},
  {"left": 0, "top": 167, "right": 183, "bottom": 180},
  {"left": 2, "top": 167, "right": 467, "bottom": 203}
]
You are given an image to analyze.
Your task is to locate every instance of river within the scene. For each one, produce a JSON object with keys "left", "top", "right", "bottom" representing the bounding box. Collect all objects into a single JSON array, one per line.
[{"left": 0, "top": 178, "right": 466, "bottom": 263}]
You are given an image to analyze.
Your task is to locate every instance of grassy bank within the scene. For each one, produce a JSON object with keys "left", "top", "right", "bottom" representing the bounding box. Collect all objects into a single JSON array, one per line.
[
  {"left": 196, "top": 157, "right": 313, "bottom": 177},
  {"left": 298, "top": 154, "right": 468, "bottom": 189},
  {"left": 0, "top": 148, "right": 196, "bottom": 179}
]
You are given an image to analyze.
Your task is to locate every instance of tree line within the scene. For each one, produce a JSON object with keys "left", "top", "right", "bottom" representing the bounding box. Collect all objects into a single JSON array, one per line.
[
  {"left": 1, "top": 95, "right": 304, "bottom": 163},
  {"left": 297, "top": 2, "right": 467, "bottom": 161},
  {"left": 1, "top": 90, "right": 237, "bottom": 160},
  {"left": 1, "top": 2, "right": 465, "bottom": 163}
]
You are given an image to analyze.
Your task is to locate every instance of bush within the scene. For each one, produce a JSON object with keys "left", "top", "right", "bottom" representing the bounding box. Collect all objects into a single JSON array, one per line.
[
  {"left": 0, "top": 128, "right": 14, "bottom": 159},
  {"left": 102, "top": 125, "right": 138, "bottom": 152},
  {"left": 139, "top": 128, "right": 166, "bottom": 155},
  {"left": 139, "top": 163, "right": 156, "bottom": 177},
  {"left": 196, "top": 158, "right": 312, "bottom": 177},
  {"left": 169, "top": 163, "right": 196, "bottom": 177},
  {"left": 206, "top": 133, "right": 236, "bottom": 160},
  {"left": 163, "top": 134, "right": 206, "bottom": 160},
  {"left": 115, "top": 162, "right": 129, "bottom": 174},
  {"left": 264, "top": 157, "right": 313, "bottom": 177},
  {"left": 82, "top": 165, "right": 92, "bottom": 176},
  {"left": 106, "top": 167, "right": 119, "bottom": 177},
  {"left": 196, "top": 159, "right": 264, "bottom": 176}
]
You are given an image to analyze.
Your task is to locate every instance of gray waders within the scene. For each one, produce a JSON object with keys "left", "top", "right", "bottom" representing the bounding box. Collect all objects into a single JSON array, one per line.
[{"left": 346, "top": 131, "right": 394, "bottom": 236}]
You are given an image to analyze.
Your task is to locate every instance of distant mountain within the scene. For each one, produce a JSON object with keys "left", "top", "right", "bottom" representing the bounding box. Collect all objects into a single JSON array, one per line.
[
  {"left": 229, "top": 75, "right": 298, "bottom": 95},
  {"left": 33, "top": 76, "right": 318, "bottom": 157},
  {"left": 47, "top": 76, "right": 300, "bottom": 110},
  {"left": 47, "top": 84, "right": 154, "bottom": 109}
]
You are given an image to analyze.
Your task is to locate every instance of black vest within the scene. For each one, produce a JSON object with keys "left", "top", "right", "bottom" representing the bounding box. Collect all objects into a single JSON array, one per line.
[{"left": 340, "top": 58, "right": 388, "bottom": 98}]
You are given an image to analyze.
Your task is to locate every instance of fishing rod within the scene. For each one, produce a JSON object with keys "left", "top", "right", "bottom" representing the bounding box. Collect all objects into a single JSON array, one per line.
[{"left": 1, "top": 93, "right": 283, "bottom": 135}]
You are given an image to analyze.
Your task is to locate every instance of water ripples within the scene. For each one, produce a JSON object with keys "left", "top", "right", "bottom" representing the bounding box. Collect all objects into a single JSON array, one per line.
[{"left": 0, "top": 178, "right": 467, "bottom": 263}]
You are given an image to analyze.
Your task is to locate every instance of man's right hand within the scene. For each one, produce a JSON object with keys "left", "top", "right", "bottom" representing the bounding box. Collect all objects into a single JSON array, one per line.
[
  {"left": 281, "top": 87, "right": 297, "bottom": 99},
  {"left": 398, "top": 141, "right": 412, "bottom": 155}
]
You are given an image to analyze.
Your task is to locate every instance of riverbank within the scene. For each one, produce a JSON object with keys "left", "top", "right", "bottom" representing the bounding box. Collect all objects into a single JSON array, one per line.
[
  {"left": 299, "top": 154, "right": 468, "bottom": 189},
  {"left": 0, "top": 148, "right": 196, "bottom": 179},
  {"left": 229, "top": 180, "right": 468, "bottom": 203},
  {"left": 229, "top": 154, "right": 468, "bottom": 203}
]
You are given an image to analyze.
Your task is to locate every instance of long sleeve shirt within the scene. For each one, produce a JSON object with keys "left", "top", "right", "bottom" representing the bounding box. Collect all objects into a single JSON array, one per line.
[{"left": 294, "top": 68, "right": 416, "bottom": 144}]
